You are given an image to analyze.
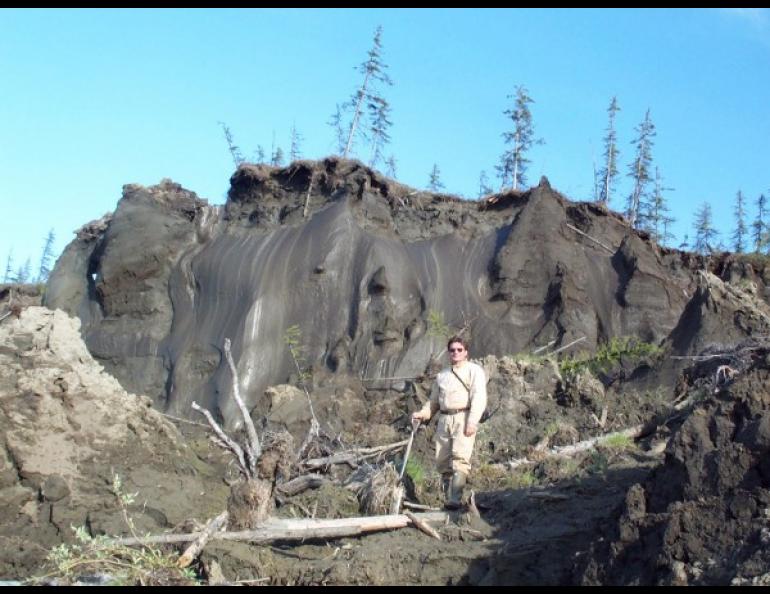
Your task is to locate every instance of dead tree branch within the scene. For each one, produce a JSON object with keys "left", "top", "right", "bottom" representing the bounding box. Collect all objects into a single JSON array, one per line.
[
  {"left": 565, "top": 223, "right": 616, "bottom": 254},
  {"left": 275, "top": 474, "right": 328, "bottom": 497},
  {"left": 404, "top": 511, "right": 441, "bottom": 540},
  {"left": 224, "top": 338, "right": 261, "bottom": 468},
  {"left": 104, "top": 512, "right": 449, "bottom": 547},
  {"left": 506, "top": 424, "right": 645, "bottom": 469},
  {"left": 177, "top": 511, "right": 228, "bottom": 568},
  {"left": 402, "top": 501, "right": 440, "bottom": 512},
  {"left": 532, "top": 339, "right": 557, "bottom": 355},
  {"left": 549, "top": 336, "right": 587, "bottom": 356},
  {"left": 191, "top": 401, "right": 248, "bottom": 475},
  {"left": 302, "top": 439, "right": 409, "bottom": 470}
]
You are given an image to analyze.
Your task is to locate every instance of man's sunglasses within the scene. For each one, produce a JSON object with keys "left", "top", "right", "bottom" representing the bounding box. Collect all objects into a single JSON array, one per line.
[{"left": 448, "top": 347, "right": 465, "bottom": 353}]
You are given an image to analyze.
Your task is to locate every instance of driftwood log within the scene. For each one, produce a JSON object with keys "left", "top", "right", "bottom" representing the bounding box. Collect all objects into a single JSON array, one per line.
[
  {"left": 404, "top": 511, "right": 441, "bottom": 540},
  {"left": 302, "top": 440, "right": 409, "bottom": 470},
  {"left": 177, "top": 511, "right": 229, "bottom": 568},
  {"left": 275, "top": 473, "right": 328, "bottom": 497},
  {"left": 105, "top": 512, "right": 449, "bottom": 547},
  {"left": 506, "top": 424, "right": 645, "bottom": 470}
]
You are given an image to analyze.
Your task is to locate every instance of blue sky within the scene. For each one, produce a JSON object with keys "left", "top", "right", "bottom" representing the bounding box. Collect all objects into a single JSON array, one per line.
[{"left": 2, "top": 8, "right": 769, "bottom": 279}]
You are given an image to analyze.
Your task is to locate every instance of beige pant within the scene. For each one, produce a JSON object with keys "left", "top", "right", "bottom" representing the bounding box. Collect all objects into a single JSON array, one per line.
[{"left": 435, "top": 412, "right": 476, "bottom": 475}]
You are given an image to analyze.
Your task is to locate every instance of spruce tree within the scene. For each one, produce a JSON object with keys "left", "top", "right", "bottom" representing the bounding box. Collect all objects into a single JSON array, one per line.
[
  {"left": 16, "top": 258, "right": 31, "bottom": 284},
  {"left": 626, "top": 109, "right": 656, "bottom": 227},
  {"left": 598, "top": 96, "right": 621, "bottom": 205},
  {"left": 732, "top": 190, "right": 748, "bottom": 253},
  {"left": 289, "top": 124, "right": 303, "bottom": 162},
  {"left": 328, "top": 104, "right": 346, "bottom": 155},
  {"left": 367, "top": 95, "right": 392, "bottom": 168},
  {"left": 218, "top": 121, "right": 243, "bottom": 168},
  {"left": 496, "top": 85, "right": 542, "bottom": 190},
  {"left": 385, "top": 155, "right": 397, "bottom": 178},
  {"left": 271, "top": 146, "right": 285, "bottom": 167},
  {"left": 37, "top": 229, "right": 56, "bottom": 283},
  {"left": 343, "top": 26, "right": 392, "bottom": 159},
  {"left": 428, "top": 164, "right": 444, "bottom": 192},
  {"left": 645, "top": 168, "right": 675, "bottom": 245},
  {"left": 3, "top": 250, "right": 13, "bottom": 283},
  {"left": 478, "top": 170, "right": 493, "bottom": 198},
  {"left": 693, "top": 202, "right": 718, "bottom": 255},
  {"left": 753, "top": 193, "right": 767, "bottom": 253}
]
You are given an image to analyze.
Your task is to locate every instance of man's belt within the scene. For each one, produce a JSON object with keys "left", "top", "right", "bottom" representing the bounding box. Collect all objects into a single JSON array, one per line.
[{"left": 440, "top": 407, "right": 469, "bottom": 415}]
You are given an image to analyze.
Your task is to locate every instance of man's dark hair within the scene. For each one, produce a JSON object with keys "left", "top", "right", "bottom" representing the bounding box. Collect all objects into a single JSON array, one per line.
[{"left": 446, "top": 335, "right": 469, "bottom": 351}]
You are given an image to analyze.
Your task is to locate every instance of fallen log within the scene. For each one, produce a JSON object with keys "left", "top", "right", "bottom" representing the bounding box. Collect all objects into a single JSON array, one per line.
[
  {"left": 404, "top": 511, "right": 441, "bottom": 540},
  {"left": 565, "top": 223, "right": 616, "bottom": 254},
  {"left": 177, "top": 511, "right": 228, "bottom": 568},
  {"left": 104, "top": 512, "right": 449, "bottom": 547},
  {"left": 549, "top": 336, "right": 586, "bottom": 356},
  {"left": 302, "top": 440, "right": 409, "bottom": 470},
  {"left": 402, "top": 501, "right": 440, "bottom": 512},
  {"left": 275, "top": 474, "right": 328, "bottom": 497},
  {"left": 506, "top": 424, "right": 645, "bottom": 469}
]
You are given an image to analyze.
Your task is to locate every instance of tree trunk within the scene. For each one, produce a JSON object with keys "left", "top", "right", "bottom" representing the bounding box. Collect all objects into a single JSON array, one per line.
[
  {"left": 227, "top": 478, "right": 274, "bottom": 530},
  {"left": 105, "top": 512, "right": 450, "bottom": 547}
]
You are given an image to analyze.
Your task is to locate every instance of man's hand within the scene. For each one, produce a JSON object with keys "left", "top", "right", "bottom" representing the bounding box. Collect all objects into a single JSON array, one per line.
[
  {"left": 412, "top": 411, "right": 428, "bottom": 424},
  {"left": 464, "top": 422, "right": 477, "bottom": 437}
]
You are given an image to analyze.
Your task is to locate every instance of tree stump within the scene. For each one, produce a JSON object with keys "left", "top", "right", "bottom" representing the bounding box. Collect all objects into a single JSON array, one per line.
[{"left": 227, "top": 478, "right": 274, "bottom": 530}]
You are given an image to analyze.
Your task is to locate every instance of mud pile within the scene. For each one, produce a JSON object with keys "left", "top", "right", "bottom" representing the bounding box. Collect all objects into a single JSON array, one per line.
[
  {"left": 579, "top": 339, "right": 770, "bottom": 585},
  {"left": 0, "top": 307, "right": 227, "bottom": 578},
  {"left": 22, "top": 158, "right": 770, "bottom": 585}
]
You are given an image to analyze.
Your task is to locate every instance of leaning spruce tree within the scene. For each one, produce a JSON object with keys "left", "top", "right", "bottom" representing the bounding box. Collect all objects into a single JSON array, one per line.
[
  {"left": 497, "top": 85, "right": 542, "bottom": 191},
  {"left": 342, "top": 25, "right": 393, "bottom": 160},
  {"left": 218, "top": 121, "right": 244, "bottom": 168},
  {"left": 37, "top": 229, "right": 56, "bottom": 283}
]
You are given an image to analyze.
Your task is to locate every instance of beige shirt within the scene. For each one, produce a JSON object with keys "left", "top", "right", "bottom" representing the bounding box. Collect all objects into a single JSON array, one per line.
[{"left": 419, "top": 361, "right": 488, "bottom": 426}]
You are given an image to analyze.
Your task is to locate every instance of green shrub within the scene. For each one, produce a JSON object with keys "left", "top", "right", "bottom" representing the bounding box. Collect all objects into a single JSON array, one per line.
[
  {"left": 426, "top": 309, "right": 452, "bottom": 340},
  {"left": 404, "top": 457, "right": 425, "bottom": 488},
  {"left": 559, "top": 336, "right": 662, "bottom": 379},
  {"left": 600, "top": 433, "right": 634, "bottom": 451},
  {"left": 34, "top": 474, "right": 198, "bottom": 586}
]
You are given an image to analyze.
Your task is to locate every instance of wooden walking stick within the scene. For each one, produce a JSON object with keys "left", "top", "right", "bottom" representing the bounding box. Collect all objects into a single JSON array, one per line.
[{"left": 391, "top": 419, "right": 420, "bottom": 514}]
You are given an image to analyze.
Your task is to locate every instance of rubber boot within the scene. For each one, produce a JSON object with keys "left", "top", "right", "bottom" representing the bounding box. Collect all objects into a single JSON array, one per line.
[
  {"left": 445, "top": 471, "right": 467, "bottom": 510},
  {"left": 440, "top": 473, "right": 452, "bottom": 501}
]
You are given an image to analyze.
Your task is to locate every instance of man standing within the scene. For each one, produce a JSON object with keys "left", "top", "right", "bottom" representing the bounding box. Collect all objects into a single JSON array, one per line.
[{"left": 412, "top": 335, "right": 487, "bottom": 509}]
